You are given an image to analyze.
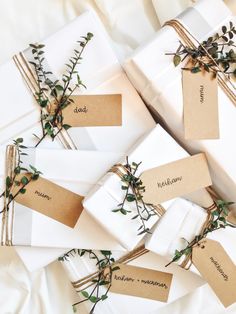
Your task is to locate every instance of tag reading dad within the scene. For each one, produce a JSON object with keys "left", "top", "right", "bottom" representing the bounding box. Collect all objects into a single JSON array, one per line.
[
  {"left": 140, "top": 153, "right": 212, "bottom": 204},
  {"left": 13, "top": 175, "right": 84, "bottom": 228},
  {"left": 182, "top": 70, "right": 219, "bottom": 140},
  {"left": 192, "top": 239, "right": 236, "bottom": 307},
  {"left": 110, "top": 264, "right": 172, "bottom": 302},
  {"left": 62, "top": 94, "right": 122, "bottom": 127}
]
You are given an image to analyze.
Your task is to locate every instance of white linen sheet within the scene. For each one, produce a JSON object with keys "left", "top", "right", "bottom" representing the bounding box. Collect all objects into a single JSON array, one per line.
[{"left": 0, "top": 0, "right": 235, "bottom": 314}]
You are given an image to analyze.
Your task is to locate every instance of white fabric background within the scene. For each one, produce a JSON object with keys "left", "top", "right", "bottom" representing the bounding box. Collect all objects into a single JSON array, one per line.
[{"left": 0, "top": 0, "right": 236, "bottom": 313}]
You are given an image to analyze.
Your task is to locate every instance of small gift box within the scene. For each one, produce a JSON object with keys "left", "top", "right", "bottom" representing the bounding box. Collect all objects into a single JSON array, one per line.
[
  {"left": 124, "top": 0, "right": 236, "bottom": 217},
  {"left": 83, "top": 125, "right": 213, "bottom": 251},
  {"left": 0, "top": 146, "right": 126, "bottom": 270},
  {"left": 146, "top": 198, "right": 236, "bottom": 307},
  {"left": 0, "top": 10, "right": 155, "bottom": 150},
  {"left": 60, "top": 246, "right": 205, "bottom": 314}
]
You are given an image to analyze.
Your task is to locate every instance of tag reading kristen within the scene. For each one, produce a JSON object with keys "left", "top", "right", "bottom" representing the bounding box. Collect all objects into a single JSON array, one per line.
[
  {"left": 110, "top": 264, "right": 173, "bottom": 302},
  {"left": 13, "top": 175, "right": 84, "bottom": 228},
  {"left": 192, "top": 239, "right": 236, "bottom": 307},
  {"left": 140, "top": 153, "right": 212, "bottom": 204},
  {"left": 182, "top": 70, "right": 219, "bottom": 140},
  {"left": 62, "top": 94, "right": 122, "bottom": 127}
]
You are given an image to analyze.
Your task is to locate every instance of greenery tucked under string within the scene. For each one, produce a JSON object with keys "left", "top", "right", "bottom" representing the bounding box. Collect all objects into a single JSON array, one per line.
[
  {"left": 165, "top": 200, "right": 235, "bottom": 267},
  {"left": 0, "top": 138, "right": 42, "bottom": 214},
  {"left": 112, "top": 157, "right": 158, "bottom": 235},
  {"left": 169, "top": 21, "right": 236, "bottom": 78},
  {"left": 59, "top": 249, "right": 119, "bottom": 314},
  {"left": 29, "top": 32, "right": 93, "bottom": 147}
]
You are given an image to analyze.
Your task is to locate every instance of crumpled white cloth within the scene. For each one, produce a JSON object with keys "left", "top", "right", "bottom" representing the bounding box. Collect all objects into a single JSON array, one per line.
[{"left": 0, "top": 0, "right": 235, "bottom": 314}]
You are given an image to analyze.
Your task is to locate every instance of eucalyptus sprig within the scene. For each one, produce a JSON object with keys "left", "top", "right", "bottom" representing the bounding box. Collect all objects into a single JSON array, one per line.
[
  {"left": 169, "top": 21, "right": 236, "bottom": 78},
  {"left": 0, "top": 138, "right": 42, "bottom": 214},
  {"left": 112, "top": 157, "right": 158, "bottom": 235},
  {"left": 29, "top": 32, "right": 93, "bottom": 147},
  {"left": 60, "top": 249, "right": 119, "bottom": 314},
  {"left": 165, "top": 200, "right": 235, "bottom": 267}
]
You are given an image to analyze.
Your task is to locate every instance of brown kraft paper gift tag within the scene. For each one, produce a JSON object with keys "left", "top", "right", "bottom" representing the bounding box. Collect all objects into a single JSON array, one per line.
[
  {"left": 110, "top": 264, "right": 173, "bottom": 302},
  {"left": 140, "top": 153, "right": 212, "bottom": 204},
  {"left": 182, "top": 70, "right": 219, "bottom": 140},
  {"left": 62, "top": 94, "right": 122, "bottom": 127},
  {"left": 192, "top": 238, "right": 236, "bottom": 307},
  {"left": 12, "top": 174, "right": 84, "bottom": 228}
]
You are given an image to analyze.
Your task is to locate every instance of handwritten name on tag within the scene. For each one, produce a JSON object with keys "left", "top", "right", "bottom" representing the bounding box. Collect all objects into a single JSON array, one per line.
[
  {"left": 110, "top": 264, "right": 173, "bottom": 302},
  {"left": 182, "top": 70, "right": 219, "bottom": 140},
  {"left": 140, "top": 153, "right": 212, "bottom": 204},
  {"left": 12, "top": 175, "right": 84, "bottom": 228},
  {"left": 62, "top": 94, "right": 122, "bottom": 127},
  {"left": 192, "top": 239, "right": 236, "bottom": 307}
]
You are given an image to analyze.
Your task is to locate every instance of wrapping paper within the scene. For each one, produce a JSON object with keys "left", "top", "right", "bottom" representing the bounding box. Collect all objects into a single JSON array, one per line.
[
  {"left": 124, "top": 0, "right": 236, "bottom": 218},
  {"left": 61, "top": 248, "right": 204, "bottom": 314},
  {"left": 84, "top": 124, "right": 214, "bottom": 251},
  {"left": 0, "top": 10, "right": 155, "bottom": 150},
  {"left": 146, "top": 198, "right": 236, "bottom": 276}
]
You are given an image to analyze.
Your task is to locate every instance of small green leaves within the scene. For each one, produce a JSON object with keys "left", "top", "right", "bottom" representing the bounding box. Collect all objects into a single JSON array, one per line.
[
  {"left": 62, "top": 124, "right": 71, "bottom": 130},
  {"left": 81, "top": 291, "right": 89, "bottom": 298},
  {"left": 21, "top": 176, "right": 29, "bottom": 185},
  {"left": 173, "top": 55, "right": 181, "bottom": 67}
]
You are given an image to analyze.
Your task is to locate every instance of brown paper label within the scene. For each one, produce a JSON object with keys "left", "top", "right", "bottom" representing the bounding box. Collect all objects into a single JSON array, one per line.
[
  {"left": 62, "top": 94, "right": 122, "bottom": 127},
  {"left": 110, "top": 264, "right": 173, "bottom": 302},
  {"left": 192, "top": 239, "right": 236, "bottom": 307},
  {"left": 182, "top": 70, "right": 219, "bottom": 139},
  {"left": 13, "top": 175, "right": 84, "bottom": 228},
  {"left": 140, "top": 153, "right": 212, "bottom": 204}
]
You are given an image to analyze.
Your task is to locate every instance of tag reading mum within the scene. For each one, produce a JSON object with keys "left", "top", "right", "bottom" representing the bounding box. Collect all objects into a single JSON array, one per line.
[
  {"left": 110, "top": 264, "right": 172, "bottom": 302},
  {"left": 13, "top": 175, "right": 84, "bottom": 228},
  {"left": 140, "top": 153, "right": 212, "bottom": 204},
  {"left": 62, "top": 94, "right": 122, "bottom": 127},
  {"left": 182, "top": 70, "right": 219, "bottom": 140},
  {"left": 192, "top": 239, "right": 236, "bottom": 307}
]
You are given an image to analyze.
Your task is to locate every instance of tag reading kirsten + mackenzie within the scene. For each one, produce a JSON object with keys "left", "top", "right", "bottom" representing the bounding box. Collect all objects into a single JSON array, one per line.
[
  {"left": 182, "top": 70, "right": 219, "bottom": 140},
  {"left": 13, "top": 175, "right": 84, "bottom": 228},
  {"left": 140, "top": 153, "right": 212, "bottom": 204},
  {"left": 62, "top": 94, "right": 122, "bottom": 127},
  {"left": 110, "top": 264, "right": 173, "bottom": 302},
  {"left": 192, "top": 238, "right": 236, "bottom": 307}
]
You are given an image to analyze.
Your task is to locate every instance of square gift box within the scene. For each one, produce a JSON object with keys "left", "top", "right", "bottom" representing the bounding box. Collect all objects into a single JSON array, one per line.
[
  {"left": 124, "top": 0, "right": 236, "bottom": 217},
  {"left": 0, "top": 10, "right": 155, "bottom": 151},
  {"left": 84, "top": 125, "right": 214, "bottom": 251}
]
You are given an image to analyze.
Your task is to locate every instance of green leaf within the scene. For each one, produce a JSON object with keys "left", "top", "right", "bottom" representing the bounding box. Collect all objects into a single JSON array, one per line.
[
  {"left": 101, "top": 295, "right": 108, "bottom": 301},
  {"left": 6, "top": 176, "right": 12, "bottom": 188},
  {"left": 126, "top": 194, "right": 135, "bottom": 202},
  {"left": 81, "top": 291, "right": 89, "bottom": 298},
  {"left": 101, "top": 250, "right": 111, "bottom": 256},
  {"left": 112, "top": 266, "right": 120, "bottom": 271},
  {"left": 21, "top": 176, "right": 29, "bottom": 185},
  {"left": 40, "top": 99, "right": 48, "bottom": 108},
  {"left": 191, "top": 67, "right": 201, "bottom": 73},
  {"left": 222, "top": 25, "right": 227, "bottom": 34},
  {"left": 14, "top": 166, "right": 21, "bottom": 174},
  {"left": 62, "top": 124, "right": 71, "bottom": 130},
  {"left": 173, "top": 54, "right": 181, "bottom": 67},
  {"left": 89, "top": 296, "right": 98, "bottom": 303},
  {"left": 20, "top": 188, "right": 26, "bottom": 194},
  {"left": 55, "top": 85, "right": 64, "bottom": 91}
]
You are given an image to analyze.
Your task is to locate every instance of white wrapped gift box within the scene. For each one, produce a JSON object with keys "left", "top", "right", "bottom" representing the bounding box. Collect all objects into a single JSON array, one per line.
[
  {"left": 84, "top": 125, "right": 213, "bottom": 251},
  {"left": 146, "top": 197, "right": 236, "bottom": 276},
  {"left": 0, "top": 10, "right": 155, "bottom": 150},
  {"left": 124, "top": 0, "right": 236, "bottom": 217},
  {"left": 0, "top": 147, "right": 127, "bottom": 270},
  {"left": 61, "top": 248, "right": 204, "bottom": 314}
]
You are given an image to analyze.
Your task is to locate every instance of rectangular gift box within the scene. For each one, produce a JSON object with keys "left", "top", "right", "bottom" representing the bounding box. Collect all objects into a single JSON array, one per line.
[
  {"left": 60, "top": 248, "right": 205, "bottom": 314},
  {"left": 83, "top": 125, "right": 214, "bottom": 251},
  {"left": 124, "top": 0, "right": 236, "bottom": 218},
  {"left": 0, "top": 10, "right": 155, "bottom": 150},
  {"left": 0, "top": 147, "right": 127, "bottom": 271}
]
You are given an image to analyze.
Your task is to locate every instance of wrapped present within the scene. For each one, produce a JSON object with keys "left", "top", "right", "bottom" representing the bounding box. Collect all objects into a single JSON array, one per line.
[
  {"left": 0, "top": 145, "right": 126, "bottom": 270},
  {"left": 124, "top": 0, "right": 236, "bottom": 219},
  {"left": 0, "top": 10, "right": 155, "bottom": 150},
  {"left": 146, "top": 198, "right": 236, "bottom": 307},
  {"left": 60, "top": 246, "right": 205, "bottom": 314},
  {"left": 84, "top": 125, "right": 214, "bottom": 251}
]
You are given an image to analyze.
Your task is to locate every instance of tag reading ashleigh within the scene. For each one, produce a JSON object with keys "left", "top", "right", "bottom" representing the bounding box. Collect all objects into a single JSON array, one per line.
[
  {"left": 182, "top": 70, "right": 219, "bottom": 140},
  {"left": 12, "top": 175, "right": 84, "bottom": 228},
  {"left": 140, "top": 153, "right": 212, "bottom": 205},
  {"left": 192, "top": 239, "right": 236, "bottom": 308},
  {"left": 110, "top": 264, "right": 173, "bottom": 302},
  {"left": 62, "top": 94, "right": 122, "bottom": 127}
]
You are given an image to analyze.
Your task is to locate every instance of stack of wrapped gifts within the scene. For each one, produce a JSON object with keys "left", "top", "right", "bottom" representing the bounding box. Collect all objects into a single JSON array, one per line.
[{"left": 1, "top": 0, "right": 236, "bottom": 312}]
